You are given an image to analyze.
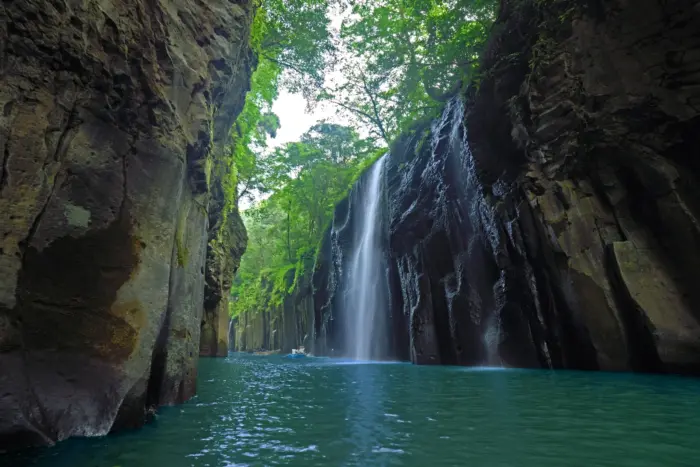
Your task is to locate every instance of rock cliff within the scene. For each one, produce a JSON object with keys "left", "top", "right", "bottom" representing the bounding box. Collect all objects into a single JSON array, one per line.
[
  {"left": 200, "top": 199, "right": 248, "bottom": 358},
  {"left": 233, "top": 265, "right": 313, "bottom": 354},
  {"left": 0, "top": 0, "right": 251, "bottom": 449},
  {"left": 313, "top": 0, "right": 700, "bottom": 374}
]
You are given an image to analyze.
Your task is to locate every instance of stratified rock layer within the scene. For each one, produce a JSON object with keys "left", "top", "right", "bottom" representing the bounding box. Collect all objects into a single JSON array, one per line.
[
  {"left": 313, "top": 0, "right": 700, "bottom": 374},
  {"left": 0, "top": 0, "right": 252, "bottom": 449}
]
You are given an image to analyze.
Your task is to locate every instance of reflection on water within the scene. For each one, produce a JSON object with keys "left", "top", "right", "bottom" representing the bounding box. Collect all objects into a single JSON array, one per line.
[{"left": 8, "top": 353, "right": 700, "bottom": 466}]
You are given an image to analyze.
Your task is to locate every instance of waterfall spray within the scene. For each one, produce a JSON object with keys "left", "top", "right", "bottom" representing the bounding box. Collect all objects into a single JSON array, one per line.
[{"left": 343, "top": 156, "right": 388, "bottom": 360}]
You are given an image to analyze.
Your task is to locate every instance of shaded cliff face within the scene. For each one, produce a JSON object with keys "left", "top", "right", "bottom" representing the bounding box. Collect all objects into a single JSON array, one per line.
[
  {"left": 314, "top": 0, "right": 700, "bottom": 374},
  {"left": 473, "top": 0, "right": 700, "bottom": 373},
  {"left": 0, "top": 0, "right": 252, "bottom": 449},
  {"left": 200, "top": 208, "right": 248, "bottom": 358}
]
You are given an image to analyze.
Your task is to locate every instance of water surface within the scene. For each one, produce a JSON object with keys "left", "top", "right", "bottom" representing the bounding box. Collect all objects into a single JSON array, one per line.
[{"left": 9, "top": 354, "right": 700, "bottom": 466}]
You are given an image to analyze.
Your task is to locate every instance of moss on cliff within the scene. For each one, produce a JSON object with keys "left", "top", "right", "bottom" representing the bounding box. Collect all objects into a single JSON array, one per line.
[{"left": 0, "top": 0, "right": 256, "bottom": 449}]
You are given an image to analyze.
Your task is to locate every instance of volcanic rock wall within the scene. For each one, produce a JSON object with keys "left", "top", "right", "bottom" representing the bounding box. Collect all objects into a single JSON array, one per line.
[
  {"left": 313, "top": 0, "right": 700, "bottom": 375},
  {"left": 0, "top": 0, "right": 252, "bottom": 448}
]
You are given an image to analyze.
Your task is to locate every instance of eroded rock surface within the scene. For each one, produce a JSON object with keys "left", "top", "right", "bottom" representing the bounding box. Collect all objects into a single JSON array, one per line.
[
  {"left": 313, "top": 0, "right": 700, "bottom": 374},
  {"left": 488, "top": 0, "right": 700, "bottom": 373},
  {"left": 201, "top": 207, "right": 247, "bottom": 357},
  {"left": 0, "top": 0, "right": 252, "bottom": 449}
]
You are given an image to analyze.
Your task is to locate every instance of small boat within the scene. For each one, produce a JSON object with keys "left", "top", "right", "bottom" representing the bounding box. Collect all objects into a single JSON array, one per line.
[
  {"left": 285, "top": 347, "right": 307, "bottom": 359},
  {"left": 285, "top": 353, "right": 306, "bottom": 359}
]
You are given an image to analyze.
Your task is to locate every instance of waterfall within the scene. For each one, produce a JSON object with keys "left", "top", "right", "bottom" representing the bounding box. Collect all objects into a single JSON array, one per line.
[
  {"left": 344, "top": 156, "right": 388, "bottom": 361},
  {"left": 314, "top": 97, "right": 580, "bottom": 367},
  {"left": 228, "top": 318, "right": 235, "bottom": 352}
]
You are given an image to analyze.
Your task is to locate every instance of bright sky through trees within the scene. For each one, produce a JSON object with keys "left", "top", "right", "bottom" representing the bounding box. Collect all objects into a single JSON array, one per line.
[
  {"left": 267, "top": 9, "right": 346, "bottom": 149},
  {"left": 229, "top": 0, "right": 497, "bottom": 317}
]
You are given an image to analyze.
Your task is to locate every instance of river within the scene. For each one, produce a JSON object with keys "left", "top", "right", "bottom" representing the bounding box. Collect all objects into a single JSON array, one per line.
[{"left": 9, "top": 354, "right": 700, "bottom": 466}]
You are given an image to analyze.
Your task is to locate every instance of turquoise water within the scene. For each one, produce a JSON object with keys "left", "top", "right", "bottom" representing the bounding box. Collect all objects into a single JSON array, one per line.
[{"left": 7, "top": 354, "right": 700, "bottom": 466}]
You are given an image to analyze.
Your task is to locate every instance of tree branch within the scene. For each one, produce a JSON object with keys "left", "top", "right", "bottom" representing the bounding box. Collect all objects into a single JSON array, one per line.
[
  {"left": 326, "top": 99, "right": 390, "bottom": 145},
  {"left": 326, "top": 100, "right": 376, "bottom": 123},
  {"left": 360, "top": 73, "right": 391, "bottom": 145},
  {"left": 263, "top": 54, "right": 313, "bottom": 81}
]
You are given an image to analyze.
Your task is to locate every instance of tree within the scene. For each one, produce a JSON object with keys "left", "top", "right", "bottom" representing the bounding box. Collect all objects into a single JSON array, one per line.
[
  {"left": 320, "top": 0, "right": 497, "bottom": 141},
  {"left": 258, "top": 0, "right": 336, "bottom": 100},
  {"left": 230, "top": 124, "right": 381, "bottom": 317},
  {"left": 264, "top": 124, "right": 379, "bottom": 249},
  {"left": 229, "top": 0, "right": 499, "bottom": 320},
  {"left": 218, "top": 0, "right": 336, "bottom": 211},
  {"left": 301, "top": 123, "right": 375, "bottom": 164}
]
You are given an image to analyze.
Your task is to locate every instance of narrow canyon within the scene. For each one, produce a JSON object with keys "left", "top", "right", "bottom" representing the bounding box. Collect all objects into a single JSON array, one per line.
[{"left": 2, "top": 0, "right": 700, "bottom": 458}]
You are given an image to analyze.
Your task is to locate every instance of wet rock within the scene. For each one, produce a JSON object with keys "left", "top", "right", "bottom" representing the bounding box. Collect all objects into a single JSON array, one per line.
[
  {"left": 0, "top": 0, "right": 253, "bottom": 449},
  {"left": 491, "top": 0, "right": 700, "bottom": 373},
  {"left": 201, "top": 208, "right": 248, "bottom": 358},
  {"left": 312, "top": 0, "right": 700, "bottom": 375}
]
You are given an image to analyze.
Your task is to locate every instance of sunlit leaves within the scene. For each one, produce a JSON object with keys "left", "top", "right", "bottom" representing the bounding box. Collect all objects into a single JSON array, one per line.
[
  {"left": 259, "top": 0, "right": 335, "bottom": 100},
  {"left": 321, "top": 0, "right": 497, "bottom": 141},
  {"left": 230, "top": 125, "right": 380, "bottom": 317}
]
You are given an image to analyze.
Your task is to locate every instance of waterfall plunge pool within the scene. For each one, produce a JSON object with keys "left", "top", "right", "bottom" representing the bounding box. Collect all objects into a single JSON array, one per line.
[{"left": 9, "top": 353, "right": 700, "bottom": 466}]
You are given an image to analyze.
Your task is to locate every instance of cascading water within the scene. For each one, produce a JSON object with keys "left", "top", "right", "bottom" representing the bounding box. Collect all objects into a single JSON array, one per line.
[
  {"left": 316, "top": 98, "right": 552, "bottom": 367},
  {"left": 343, "top": 156, "right": 388, "bottom": 361},
  {"left": 228, "top": 318, "right": 234, "bottom": 352}
]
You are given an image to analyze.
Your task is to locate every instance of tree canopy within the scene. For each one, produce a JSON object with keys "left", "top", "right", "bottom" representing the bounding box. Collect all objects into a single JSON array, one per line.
[
  {"left": 225, "top": 0, "right": 498, "bottom": 319},
  {"left": 231, "top": 124, "right": 382, "bottom": 316},
  {"left": 321, "top": 0, "right": 497, "bottom": 142}
]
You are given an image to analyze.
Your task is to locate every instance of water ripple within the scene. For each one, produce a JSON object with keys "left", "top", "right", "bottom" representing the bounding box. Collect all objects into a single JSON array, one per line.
[{"left": 8, "top": 354, "right": 700, "bottom": 467}]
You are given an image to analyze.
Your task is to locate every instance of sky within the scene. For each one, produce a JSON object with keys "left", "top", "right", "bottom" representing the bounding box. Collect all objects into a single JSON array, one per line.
[
  {"left": 265, "top": 10, "right": 347, "bottom": 149},
  {"left": 237, "top": 94, "right": 337, "bottom": 210},
  {"left": 267, "top": 92, "right": 338, "bottom": 148},
  {"left": 238, "top": 8, "right": 349, "bottom": 210}
]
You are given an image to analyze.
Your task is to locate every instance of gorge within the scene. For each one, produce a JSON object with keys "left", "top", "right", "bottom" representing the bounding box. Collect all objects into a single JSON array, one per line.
[
  {"left": 3, "top": 0, "right": 700, "bottom": 464},
  {"left": 238, "top": 0, "right": 700, "bottom": 376}
]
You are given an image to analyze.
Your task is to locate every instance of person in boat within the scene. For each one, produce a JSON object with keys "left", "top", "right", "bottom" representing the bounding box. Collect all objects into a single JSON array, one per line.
[{"left": 287, "top": 346, "right": 307, "bottom": 358}]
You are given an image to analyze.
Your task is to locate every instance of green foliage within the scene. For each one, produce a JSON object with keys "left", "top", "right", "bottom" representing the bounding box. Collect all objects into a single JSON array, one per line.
[
  {"left": 228, "top": 0, "right": 498, "bottom": 320},
  {"left": 269, "top": 264, "right": 297, "bottom": 307},
  {"left": 228, "top": 58, "right": 281, "bottom": 208},
  {"left": 258, "top": 0, "right": 335, "bottom": 100},
  {"left": 320, "top": 0, "right": 497, "bottom": 143},
  {"left": 231, "top": 124, "right": 379, "bottom": 318},
  {"left": 214, "top": 0, "right": 336, "bottom": 229}
]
